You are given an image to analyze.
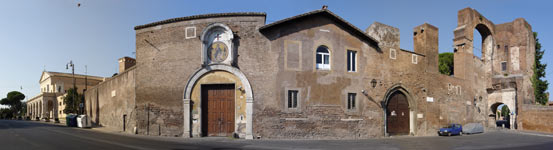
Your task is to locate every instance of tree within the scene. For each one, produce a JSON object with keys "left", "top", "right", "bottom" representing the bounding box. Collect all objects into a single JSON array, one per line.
[
  {"left": 0, "top": 91, "right": 26, "bottom": 118},
  {"left": 63, "top": 88, "right": 83, "bottom": 114},
  {"left": 501, "top": 105, "right": 510, "bottom": 119},
  {"left": 531, "top": 32, "right": 549, "bottom": 105},
  {"left": 439, "top": 52, "right": 454, "bottom": 76}
]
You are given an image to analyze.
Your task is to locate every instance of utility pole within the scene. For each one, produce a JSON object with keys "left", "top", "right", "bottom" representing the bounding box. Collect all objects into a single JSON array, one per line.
[
  {"left": 84, "top": 65, "right": 87, "bottom": 115},
  {"left": 66, "top": 60, "right": 77, "bottom": 115}
]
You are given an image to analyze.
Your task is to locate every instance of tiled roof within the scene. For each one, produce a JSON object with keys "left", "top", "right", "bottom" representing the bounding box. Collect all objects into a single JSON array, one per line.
[
  {"left": 134, "top": 12, "right": 266, "bottom": 30},
  {"left": 259, "top": 9, "right": 379, "bottom": 48}
]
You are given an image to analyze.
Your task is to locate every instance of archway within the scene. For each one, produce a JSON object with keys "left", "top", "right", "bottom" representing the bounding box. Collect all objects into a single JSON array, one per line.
[
  {"left": 383, "top": 85, "right": 415, "bottom": 136},
  {"left": 183, "top": 64, "right": 254, "bottom": 139},
  {"left": 47, "top": 100, "right": 54, "bottom": 119},
  {"left": 490, "top": 103, "right": 511, "bottom": 128},
  {"left": 473, "top": 24, "right": 493, "bottom": 59},
  {"left": 386, "top": 92, "right": 409, "bottom": 135}
]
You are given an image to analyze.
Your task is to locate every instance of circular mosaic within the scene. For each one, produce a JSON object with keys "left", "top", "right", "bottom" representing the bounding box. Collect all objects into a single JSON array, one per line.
[{"left": 208, "top": 41, "right": 229, "bottom": 63}]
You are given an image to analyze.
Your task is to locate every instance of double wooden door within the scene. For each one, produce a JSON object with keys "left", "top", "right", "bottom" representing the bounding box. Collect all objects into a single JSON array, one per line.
[
  {"left": 386, "top": 92, "right": 409, "bottom": 135},
  {"left": 201, "top": 84, "right": 235, "bottom": 137}
]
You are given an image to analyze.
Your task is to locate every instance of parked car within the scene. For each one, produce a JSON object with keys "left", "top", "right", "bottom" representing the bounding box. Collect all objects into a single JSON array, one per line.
[
  {"left": 438, "top": 124, "right": 462, "bottom": 136},
  {"left": 463, "top": 123, "right": 484, "bottom": 134}
]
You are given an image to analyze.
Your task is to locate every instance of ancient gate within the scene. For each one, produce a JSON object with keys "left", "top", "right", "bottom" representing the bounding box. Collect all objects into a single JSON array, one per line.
[
  {"left": 386, "top": 92, "right": 410, "bottom": 135},
  {"left": 201, "top": 84, "right": 235, "bottom": 136}
]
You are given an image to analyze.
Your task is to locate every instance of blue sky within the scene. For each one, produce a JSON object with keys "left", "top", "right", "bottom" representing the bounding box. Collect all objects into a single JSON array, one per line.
[{"left": 1, "top": 0, "right": 552, "bottom": 103}]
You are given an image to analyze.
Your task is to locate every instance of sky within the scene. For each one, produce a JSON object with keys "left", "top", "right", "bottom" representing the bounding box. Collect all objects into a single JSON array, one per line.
[{"left": 1, "top": 0, "right": 552, "bottom": 105}]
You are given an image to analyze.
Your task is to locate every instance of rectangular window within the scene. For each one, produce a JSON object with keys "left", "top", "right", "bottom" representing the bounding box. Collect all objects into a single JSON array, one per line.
[
  {"left": 501, "top": 61, "right": 507, "bottom": 71},
  {"left": 390, "top": 49, "right": 397, "bottom": 59},
  {"left": 288, "top": 90, "right": 298, "bottom": 108},
  {"left": 412, "top": 54, "right": 418, "bottom": 64},
  {"left": 347, "top": 50, "right": 357, "bottom": 72},
  {"left": 505, "top": 45, "right": 509, "bottom": 56},
  {"left": 185, "top": 26, "right": 196, "bottom": 39},
  {"left": 347, "top": 93, "right": 356, "bottom": 110}
]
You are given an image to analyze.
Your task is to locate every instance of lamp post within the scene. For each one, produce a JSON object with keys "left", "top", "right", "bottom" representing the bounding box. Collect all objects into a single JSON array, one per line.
[{"left": 66, "top": 60, "right": 78, "bottom": 115}]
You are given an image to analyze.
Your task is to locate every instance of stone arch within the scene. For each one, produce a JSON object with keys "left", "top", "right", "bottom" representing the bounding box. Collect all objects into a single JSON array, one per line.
[
  {"left": 453, "top": 8, "right": 497, "bottom": 81},
  {"left": 183, "top": 64, "right": 253, "bottom": 139},
  {"left": 382, "top": 84, "right": 417, "bottom": 136}
]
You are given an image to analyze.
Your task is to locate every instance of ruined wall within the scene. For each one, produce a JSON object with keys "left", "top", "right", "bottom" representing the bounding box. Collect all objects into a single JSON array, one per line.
[
  {"left": 85, "top": 67, "right": 136, "bottom": 134},
  {"left": 135, "top": 15, "right": 270, "bottom": 137},
  {"left": 519, "top": 105, "right": 553, "bottom": 133}
]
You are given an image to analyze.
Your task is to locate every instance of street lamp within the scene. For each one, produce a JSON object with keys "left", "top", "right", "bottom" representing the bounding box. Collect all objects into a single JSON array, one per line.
[{"left": 66, "top": 61, "right": 79, "bottom": 115}]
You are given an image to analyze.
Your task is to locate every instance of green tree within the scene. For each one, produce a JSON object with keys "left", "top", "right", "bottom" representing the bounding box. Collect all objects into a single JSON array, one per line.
[
  {"left": 439, "top": 52, "right": 454, "bottom": 76},
  {"left": 63, "top": 88, "right": 83, "bottom": 114},
  {"left": 501, "top": 105, "right": 510, "bottom": 118},
  {"left": 531, "top": 32, "right": 549, "bottom": 105},
  {"left": 0, "top": 91, "right": 26, "bottom": 118},
  {"left": 0, "top": 108, "right": 13, "bottom": 119}
]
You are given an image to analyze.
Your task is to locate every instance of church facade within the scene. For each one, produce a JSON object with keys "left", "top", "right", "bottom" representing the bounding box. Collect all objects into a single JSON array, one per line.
[{"left": 85, "top": 7, "right": 537, "bottom": 139}]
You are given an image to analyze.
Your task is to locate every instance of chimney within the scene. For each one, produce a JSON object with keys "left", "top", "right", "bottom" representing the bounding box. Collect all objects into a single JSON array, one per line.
[{"left": 118, "top": 57, "right": 136, "bottom": 73}]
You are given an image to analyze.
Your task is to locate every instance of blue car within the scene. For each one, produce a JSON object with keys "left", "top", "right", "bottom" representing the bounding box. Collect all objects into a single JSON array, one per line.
[{"left": 438, "top": 124, "right": 462, "bottom": 136}]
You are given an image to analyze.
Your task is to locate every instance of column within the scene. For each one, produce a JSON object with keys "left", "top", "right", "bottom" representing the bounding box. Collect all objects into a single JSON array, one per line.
[
  {"left": 183, "top": 99, "right": 191, "bottom": 138},
  {"left": 246, "top": 97, "right": 253, "bottom": 140}
]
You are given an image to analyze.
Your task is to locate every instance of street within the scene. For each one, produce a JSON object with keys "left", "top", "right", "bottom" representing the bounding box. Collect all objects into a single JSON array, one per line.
[{"left": 1, "top": 120, "right": 553, "bottom": 150}]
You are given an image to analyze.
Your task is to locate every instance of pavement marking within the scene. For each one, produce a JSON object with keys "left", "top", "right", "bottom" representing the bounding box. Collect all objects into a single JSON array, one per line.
[
  {"left": 517, "top": 132, "right": 553, "bottom": 138},
  {"left": 43, "top": 127, "right": 155, "bottom": 150}
]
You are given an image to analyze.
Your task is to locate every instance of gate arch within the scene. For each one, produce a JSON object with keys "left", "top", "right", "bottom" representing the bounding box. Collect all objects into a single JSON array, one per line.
[
  {"left": 383, "top": 84, "right": 416, "bottom": 136},
  {"left": 183, "top": 64, "right": 254, "bottom": 139}
]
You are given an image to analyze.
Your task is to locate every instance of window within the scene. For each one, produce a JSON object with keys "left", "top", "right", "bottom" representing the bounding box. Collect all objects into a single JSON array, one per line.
[
  {"left": 390, "top": 49, "right": 397, "bottom": 59},
  {"left": 501, "top": 61, "right": 507, "bottom": 71},
  {"left": 185, "top": 26, "right": 196, "bottom": 39},
  {"left": 412, "top": 54, "right": 418, "bottom": 64},
  {"left": 347, "top": 93, "right": 356, "bottom": 110},
  {"left": 316, "top": 46, "right": 330, "bottom": 70},
  {"left": 46, "top": 85, "right": 49, "bottom": 92},
  {"left": 287, "top": 90, "right": 298, "bottom": 109},
  {"left": 347, "top": 50, "right": 357, "bottom": 72},
  {"left": 505, "top": 45, "right": 509, "bottom": 56},
  {"left": 57, "top": 86, "right": 62, "bottom": 93}
]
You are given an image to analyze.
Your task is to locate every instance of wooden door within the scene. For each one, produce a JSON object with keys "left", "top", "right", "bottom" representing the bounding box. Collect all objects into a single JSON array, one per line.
[
  {"left": 386, "top": 92, "right": 409, "bottom": 135},
  {"left": 201, "top": 84, "right": 235, "bottom": 137}
]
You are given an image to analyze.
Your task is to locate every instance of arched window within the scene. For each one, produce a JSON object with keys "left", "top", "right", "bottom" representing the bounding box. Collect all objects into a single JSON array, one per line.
[{"left": 316, "top": 46, "right": 330, "bottom": 70}]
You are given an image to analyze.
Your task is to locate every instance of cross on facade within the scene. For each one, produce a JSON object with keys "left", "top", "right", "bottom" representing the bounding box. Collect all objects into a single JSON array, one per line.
[{"left": 216, "top": 34, "right": 221, "bottom": 41}]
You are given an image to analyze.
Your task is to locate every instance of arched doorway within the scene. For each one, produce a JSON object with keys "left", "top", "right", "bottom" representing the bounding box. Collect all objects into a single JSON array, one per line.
[
  {"left": 47, "top": 100, "right": 54, "bottom": 119},
  {"left": 183, "top": 65, "right": 254, "bottom": 139},
  {"left": 490, "top": 103, "right": 511, "bottom": 128},
  {"left": 386, "top": 91, "right": 410, "bottom": 135}
]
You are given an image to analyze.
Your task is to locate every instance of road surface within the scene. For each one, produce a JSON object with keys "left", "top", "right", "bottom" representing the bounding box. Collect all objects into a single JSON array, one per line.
[{"left": 1, "top": 120, "right": 552, "bottom": 150}]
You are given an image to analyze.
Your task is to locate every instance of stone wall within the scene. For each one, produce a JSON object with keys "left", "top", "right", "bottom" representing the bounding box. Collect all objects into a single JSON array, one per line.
[
  {"left": 85, "top": 66, "right": 136, "bottom": 134},
  {"left": 519, "top": 104, "right": 553, "bottom": 133},
  {"left": 135, "top": 15, "right": 269, "bottom": 137}
]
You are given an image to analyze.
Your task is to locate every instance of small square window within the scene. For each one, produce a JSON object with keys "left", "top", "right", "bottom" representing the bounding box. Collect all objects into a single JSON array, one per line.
[
  {"left": 390, "top": 49, "right": 397, "bottom": 59},
  {"left": 287, "top": 90, "right": 299, "bottom": 109},
  {"left": 347, "top": 93, "right": 356, "bottom": 110},
  {"left": 347, "top": 50, "right": 357, "bottom": 72},
  {"left": 185, "top": 26, "right": 196, "bottom": 39}
]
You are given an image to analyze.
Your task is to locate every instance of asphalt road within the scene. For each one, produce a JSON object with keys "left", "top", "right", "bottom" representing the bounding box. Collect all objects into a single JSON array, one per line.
[{"left": 1, "top": 120, "right": 553, "bottom": 150}]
